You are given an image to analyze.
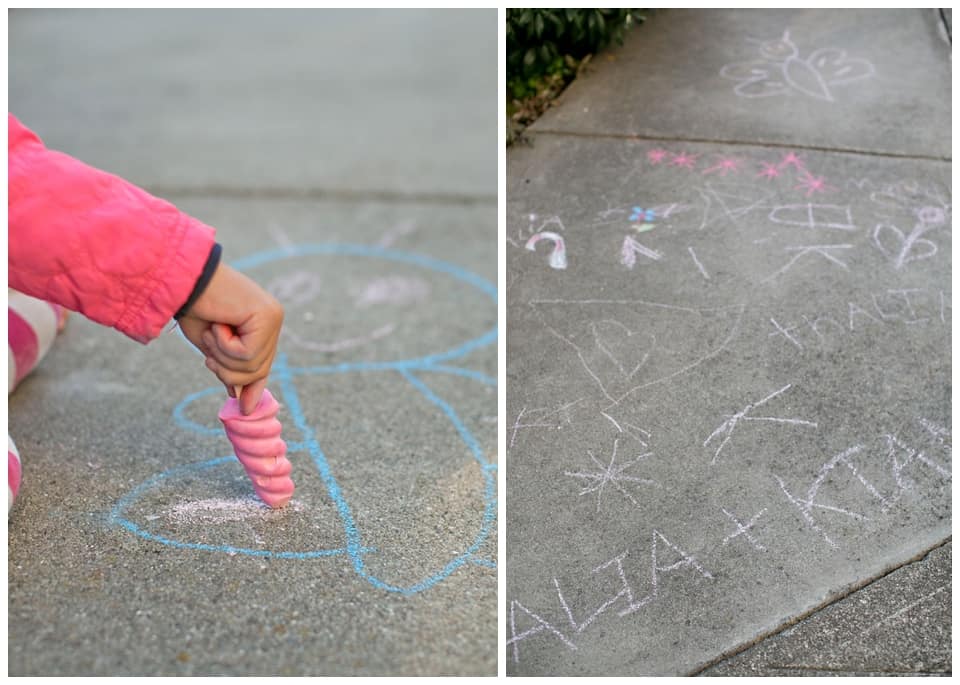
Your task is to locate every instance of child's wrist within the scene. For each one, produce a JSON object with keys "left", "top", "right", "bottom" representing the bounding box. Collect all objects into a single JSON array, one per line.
[{"left": 175, "top": 242, "right": 222, "bottom": 319}]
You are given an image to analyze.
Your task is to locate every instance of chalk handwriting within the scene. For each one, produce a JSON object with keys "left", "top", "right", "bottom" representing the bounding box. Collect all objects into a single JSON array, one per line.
[
  {"left": 704, "top": 384, "right": 817, "bottom": 464},
  {"left": 775, "top": 444, "right": 876, "bottom": 549},
  {"left": 621, "top": 235, "right": 663, "bottom": 268},
  {"left": 721, "top": 507, "right": 768, "bottom": 552},
  {"left": 508, "top": 529, "right": 714, "bottom": 663},
  {"left": 767, "top": 289, "right": 949, "bottom": 352}
]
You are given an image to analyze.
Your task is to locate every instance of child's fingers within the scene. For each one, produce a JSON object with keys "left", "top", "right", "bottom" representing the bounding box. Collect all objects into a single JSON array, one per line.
[
  {"left": 204, "top": 356, "right": 271, "bottom": 393},
  {"left": 237, "top": 376, "right": 269, "bottom": 415},
  {"left": 210, "top": 322, "right": 255, "bottom": 361}
]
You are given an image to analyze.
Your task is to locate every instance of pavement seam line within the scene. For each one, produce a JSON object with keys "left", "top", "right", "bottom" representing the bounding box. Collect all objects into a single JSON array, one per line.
[
  {"left": 145, "top": 185, "right": 497, "bottom": 207},
  {"left": 525, "top": 129, "right": 952, "bottom": 164},
  {"left": 685, "top": 536, "right": 952, "bottom": 676}
]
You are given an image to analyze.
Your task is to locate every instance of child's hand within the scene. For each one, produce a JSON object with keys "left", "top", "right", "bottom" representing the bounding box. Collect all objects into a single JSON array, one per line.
[{"left": 178, "top": 264, "right": 284, "bottom": 415}]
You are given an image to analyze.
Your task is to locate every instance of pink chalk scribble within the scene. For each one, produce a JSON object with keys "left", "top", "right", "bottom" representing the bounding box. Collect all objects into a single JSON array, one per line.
[
  {"left": 778, "top": 151, "right": 806, "bottom": 170},
  {"left": 525, "top": 231, "right": 568, "bottom": 270},
  {"left": 647, "top": 149, "right": 670, "bottom": 164},
  {"left": 669, "top": 152, "right": 699, "bottom": 170},
  {"left": 796, "top": 172, "right": 832, "bottom": 197},
  {"left": 757, "top": 162, "right": 782, "bottom": 179},
  {"left": 703, "top": 157, "right": 742, "bottom": 176}
]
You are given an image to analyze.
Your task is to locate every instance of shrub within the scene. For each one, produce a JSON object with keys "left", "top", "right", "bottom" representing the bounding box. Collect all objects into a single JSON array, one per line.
[{"left": 506, "top": 8, "right": 646, "bottom": 99}]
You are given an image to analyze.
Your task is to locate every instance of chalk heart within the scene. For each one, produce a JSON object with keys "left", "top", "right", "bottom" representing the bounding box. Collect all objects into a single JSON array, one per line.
[
  {"left": 873, "top": 222, "right": 938, "bottom": 267},
  {"left": 590, "top": 320, "right": 655, "bottom": 380},
  {"left": 807, "top": 48, "right": 875, "bottom": 85}
]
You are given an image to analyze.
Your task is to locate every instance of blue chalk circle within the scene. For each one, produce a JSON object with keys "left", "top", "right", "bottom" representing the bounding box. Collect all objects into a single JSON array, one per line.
[{"left": 108, "top": 243, "right": 497, "bottom": 595}]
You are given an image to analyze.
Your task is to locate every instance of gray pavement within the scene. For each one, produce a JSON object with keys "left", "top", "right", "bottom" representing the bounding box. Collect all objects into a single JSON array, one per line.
[
  {"left": 506, "top": 8, "right": 950, "bottom": 677},
  {"left": 9, "top": 9, "right": 496, "bottom": 676}
]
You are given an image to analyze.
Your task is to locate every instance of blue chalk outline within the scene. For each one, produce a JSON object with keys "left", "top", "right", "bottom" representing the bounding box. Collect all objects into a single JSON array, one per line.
[{"left": 108, "top": 243, "right": 497, "bottom": 594}]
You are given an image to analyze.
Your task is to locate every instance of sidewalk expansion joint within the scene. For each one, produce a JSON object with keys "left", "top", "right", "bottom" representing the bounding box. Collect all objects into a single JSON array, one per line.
[
  {"left": 527, "top": 129, "right": 951, "bottom": 164},
  {"left": 686, "top": 536, "right": 952, "bottom": 676},
  {"left": 145, "top": 185, "right": 496, "bottom": 207}
]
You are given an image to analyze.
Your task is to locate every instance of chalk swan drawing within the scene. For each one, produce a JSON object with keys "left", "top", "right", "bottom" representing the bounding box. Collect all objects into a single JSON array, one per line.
[
  {"left": 108, "top": 243, "right": 497, "bottom": 595},
  {"left": 529, "top": 299, "right": 746, "bottom": 407},
  {"left": 719, "top": 29, "right": 875, "bottom": 102}
]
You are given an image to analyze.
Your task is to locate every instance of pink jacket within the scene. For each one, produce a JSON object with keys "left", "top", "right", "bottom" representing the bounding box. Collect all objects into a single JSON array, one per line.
[{"left": 8, "top": 113, "right": 217, "bottom": 343}]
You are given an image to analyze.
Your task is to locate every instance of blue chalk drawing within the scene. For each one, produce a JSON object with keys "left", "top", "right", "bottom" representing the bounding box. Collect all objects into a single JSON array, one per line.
[
  {"left": 629, "top": 206, "right": 656, "bottom": 223},
  {"left": 108, "top": 243, "right": 497, "bottom": 595}
]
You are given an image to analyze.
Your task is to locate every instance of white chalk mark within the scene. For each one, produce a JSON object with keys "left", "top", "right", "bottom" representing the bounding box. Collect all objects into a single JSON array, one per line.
[
  {"left": 532, "top": 301, "right": 745, "bottom": 409},
  {"left": 775, "top": 443, "right": 880, "bottom": 549},
  {"left": 507, "top": 600, "right": 577, "bottom": 663},
  {"left": 509, "top": 407, "right": 527, "bottom": 450},
  {"left": 768, "top": 317, "right": 804, "bottom": 350},
  {"left": 554, "top": 574, "right": 625, "bottom": 634},
  {"left": 376, "top": 218, "right": 417, "bottom": 247},
  {"left": 848, "top": 301, "right": 884, "bottom": 330},
  {"left": 767, "top": 204, "right": 856, "bottom": 230},
  {"left": 720, "top": 27, "right": 875, "bottom": 102},
  {"left": 565, "top": 438, "right": 658, "bottom": 512},
  {"left": 762, "top": 244, "right": 853, "bottom": 283},
  {"left": 688, "top": 246, "right": 710, "bottom": 279},
  {"left": 267, "top": 221, "right": 296, "bottom": 254},
  {"left": 525, "top": 231, "right": 568, "bottom": 270},
  {"left": 353, "top": 276, "right": 430, "bottom": 308},
  {"left": 600, "top": 411, "right": 623, "bottom": 433},
  {"left": 705, "top": 384, "right": 817, "bottom": 464},
  {"left": 509, "top": 399, "right": 587, "bottom": 449},
  {"left": 721, "top": 507, "right": 767, "bottom": 551},
  {"left": 591, "top": 320, "right": 652, "bottom": 380},
  {"left": 621, "top": 235, "right": 663, "bottom": 269},
  {"left": 873, "top": 220, "right": 939, "bottom": 270},
  {"left": 283, "top": 323, "right": 396, "bottom": 353}
]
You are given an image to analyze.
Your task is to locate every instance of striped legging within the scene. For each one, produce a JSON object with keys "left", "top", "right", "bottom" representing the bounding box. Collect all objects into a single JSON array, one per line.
[{"left": 8, "top": 290, "right": 67, "bottom": 512}]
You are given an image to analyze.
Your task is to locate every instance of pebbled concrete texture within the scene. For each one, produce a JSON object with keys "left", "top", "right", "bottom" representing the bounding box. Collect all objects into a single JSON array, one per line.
[
  {"left": 8, "top": 10, "right": 496, "bottom": 677},
  {"left": 699, "top": 540, "right": 951, "bottom": 676},
  {"left": 506, "top": 8, "right": 950, "bottom": 678},
  {"left": 530, "top": 8, "right": 951, "bottom": 159}
]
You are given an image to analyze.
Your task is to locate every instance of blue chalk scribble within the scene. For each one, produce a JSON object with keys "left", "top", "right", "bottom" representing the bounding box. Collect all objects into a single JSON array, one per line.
[{"left": 108, "top": 243, "right": 497, "bottom": 595}]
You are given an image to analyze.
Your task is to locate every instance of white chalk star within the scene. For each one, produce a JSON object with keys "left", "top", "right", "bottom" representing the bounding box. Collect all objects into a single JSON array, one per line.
[{"left": 565, "top": 437, "right": 659, "bottom": 512}]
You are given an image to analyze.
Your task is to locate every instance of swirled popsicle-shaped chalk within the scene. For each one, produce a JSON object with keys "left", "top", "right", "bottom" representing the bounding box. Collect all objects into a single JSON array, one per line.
[{"left": 218, "top": 388, "right": 294, "bottom": 508}]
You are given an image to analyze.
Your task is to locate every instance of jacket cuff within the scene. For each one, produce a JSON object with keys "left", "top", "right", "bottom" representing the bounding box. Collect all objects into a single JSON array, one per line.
[{"left": 175, "top": 242, "right": 222, "bottom": 319}]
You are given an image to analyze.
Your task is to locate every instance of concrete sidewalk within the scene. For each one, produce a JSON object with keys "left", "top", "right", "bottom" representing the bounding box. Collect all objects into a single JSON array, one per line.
[
  {"left": 9, "top": 9, "right": 496, "bottom": 676},
  {"left": 506, "top": 8, "right": 950, "bottom": 676}
]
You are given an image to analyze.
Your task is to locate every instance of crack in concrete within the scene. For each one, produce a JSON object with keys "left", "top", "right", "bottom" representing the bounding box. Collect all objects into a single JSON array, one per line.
[
  {"left": 687, "top": 536, "right": 952, "bottom": 676},
  {"left": 525, "top": 129, "right": 952, "bottom": 164}
]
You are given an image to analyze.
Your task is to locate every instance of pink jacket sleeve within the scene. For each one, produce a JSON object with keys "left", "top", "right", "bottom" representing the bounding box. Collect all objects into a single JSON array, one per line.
[{"left": 8, "top": 113, "right": 217, "bottom": 343}]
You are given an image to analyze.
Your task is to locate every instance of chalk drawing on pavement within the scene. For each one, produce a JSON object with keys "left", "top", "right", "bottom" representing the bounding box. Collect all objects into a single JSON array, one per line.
[
  {"left": 109, "top": 243, "right": 497, "bottom": 596},
  {"left": 719, "top": 28, "right": 876, "bottom": 101}
]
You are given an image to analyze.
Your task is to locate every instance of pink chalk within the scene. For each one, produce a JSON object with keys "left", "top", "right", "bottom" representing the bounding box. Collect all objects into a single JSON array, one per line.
[{"left": 218, "top": 389, "right": 294, "bottom": 508}]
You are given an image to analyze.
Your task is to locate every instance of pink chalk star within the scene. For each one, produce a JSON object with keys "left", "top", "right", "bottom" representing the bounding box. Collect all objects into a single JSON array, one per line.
[
  {"left": 757, "top": 162, "right": 781, "bottom": 179},
  {"left": 703, "top": 157, "right": 742, "bottom": 175},
  {"left": 670, "top": 152, "right": 698, "bottom": 169},
  {"left": 778, "top": 151, "right": 806, "bottom": 170},
  {"left": 647, "top": 149, "right": 670, "bottom": 164},
  {"left": 796, "top": 172, "right": 831, "bottom": 197}
]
